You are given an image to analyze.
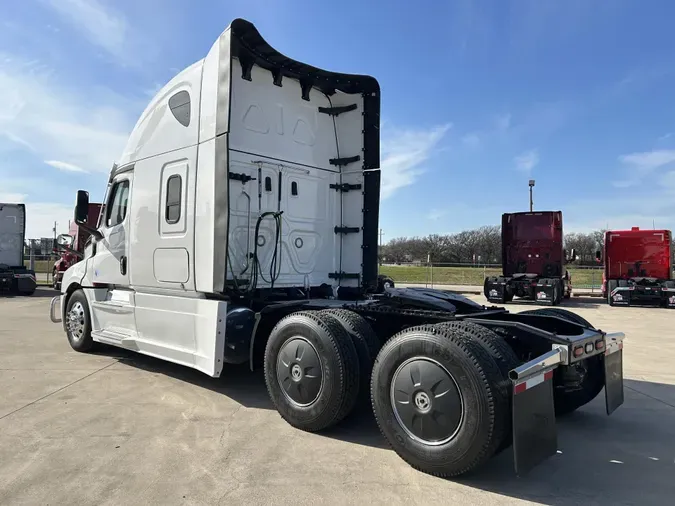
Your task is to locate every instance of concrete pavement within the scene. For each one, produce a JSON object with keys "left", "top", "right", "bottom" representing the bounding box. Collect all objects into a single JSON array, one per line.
[{"left": 1, "top": 288, "right": 674, "bottom": 505}]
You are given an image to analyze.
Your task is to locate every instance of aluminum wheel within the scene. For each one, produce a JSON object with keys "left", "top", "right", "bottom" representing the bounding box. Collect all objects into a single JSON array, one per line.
[
  {"left": 276, "top": 337, "right": 323, "bottom": 407},
  {"left": 67, "top": 301, "right": 86, "bottom": 342},
  {"left": 390, "top": 357, "right": 463, "bottom": 445}
]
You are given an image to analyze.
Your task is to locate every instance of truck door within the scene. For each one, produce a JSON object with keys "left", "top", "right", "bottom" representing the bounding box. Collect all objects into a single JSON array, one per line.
[{"left": 92, "top": 171, "right": 133, "bottom": 287}]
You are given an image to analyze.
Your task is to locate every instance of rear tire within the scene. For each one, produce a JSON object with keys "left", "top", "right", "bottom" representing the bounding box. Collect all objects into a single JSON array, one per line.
[
  {"left": 264, "top": 311, "right": 360, "bottom": 432},
  {"left": 371, "top": 324, "right": 507, "bottom": 477},
  {"left": 551, "top": 280, "right": 561, "bottom": 305},
  {"left": 319, "top": 309, "right": 380, "bottom": 404},
  {"left": 377, "top": 275, "right": 395, "bottom": 292},
  {"left": 433, "top": 321, "right": 518, "bottom": 453},
  {"left": 65, "top": 289, "right": 95, "bottom": 352}
]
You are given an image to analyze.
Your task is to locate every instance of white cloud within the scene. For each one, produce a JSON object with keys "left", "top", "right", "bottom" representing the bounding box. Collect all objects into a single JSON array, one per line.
[
  {"left": 614, "top": 149, "right": 675, "bottom": 187},
  {"left": 461, "top": 133, "right": 480, "bottom": 148},
  {"left": 1, "top": 131, "right": 36, "bottom": 152},
  {"left": 45, "top": 160, "right": 88, "bottom": 173},
  {"left": 0, "top": 193, "right": 27, "bottom": 203},
  {"left": 514, "top": 149, "right": 539, "bottom": 174},
  {"left": 0, "top": 55, "right": 135, "bottom": 174},
  {"left": 380, "top": 124, "right": 451, "bottom": 200},
  {"left": 40, "top": 0, "right": 130, "bottom": 64},
  {"left": 24, "top": 202, "right": 74, "bottom": 238}
]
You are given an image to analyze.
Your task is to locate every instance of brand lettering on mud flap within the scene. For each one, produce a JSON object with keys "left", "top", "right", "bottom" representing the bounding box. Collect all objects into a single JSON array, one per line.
[{"left": 489, "top": 289, "right": 498, "bottom": 298}]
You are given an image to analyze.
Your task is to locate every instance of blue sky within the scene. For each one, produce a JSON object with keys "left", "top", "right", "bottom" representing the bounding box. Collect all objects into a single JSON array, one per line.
[{"left": 3, "top": 1, "right": 675, "bottom": 239}]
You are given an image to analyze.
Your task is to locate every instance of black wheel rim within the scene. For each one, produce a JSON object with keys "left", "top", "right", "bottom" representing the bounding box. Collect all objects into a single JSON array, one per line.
[
  {"left": 276, "top": 337, "right": 323, "bottom": 407},
  {"left": 390, "top": 357, "right": 463, "bottom": 445}
]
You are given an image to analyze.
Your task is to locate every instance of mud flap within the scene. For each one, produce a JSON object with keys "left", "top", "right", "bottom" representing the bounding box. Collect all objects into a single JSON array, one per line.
[
  {"left": 512, "top": 369, "right": 558, "bottom": 475},
  {"left": 534, "top": 283, "right": 555, "bottom": 304},
  {"left": 604, "top": 343, "right": 624, "bottom": 415},
  {"left": 485, "top": 278, "right": 506, "bottom": 303}
]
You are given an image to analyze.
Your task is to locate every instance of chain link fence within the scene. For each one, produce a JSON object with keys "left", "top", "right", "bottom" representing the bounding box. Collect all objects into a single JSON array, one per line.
[
  {"left": 379, "top": 262, "right": 606, "bottom": 294},
  {"left": 23, "top": 254, "right": 57, "bottom": 285}
]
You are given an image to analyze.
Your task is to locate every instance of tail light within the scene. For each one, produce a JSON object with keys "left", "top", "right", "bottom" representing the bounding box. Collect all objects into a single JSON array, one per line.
[
  {"left": 595, "top": 339, "right": 605, "bottom": 351},
  {"left": 573, "top": 346, "right": 584, "bottom": 358}
]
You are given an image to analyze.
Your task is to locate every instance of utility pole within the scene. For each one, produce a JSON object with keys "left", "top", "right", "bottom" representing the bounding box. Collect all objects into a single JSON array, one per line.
[{"left": 528, "top": 179, "right": 535, "bottom": 212}]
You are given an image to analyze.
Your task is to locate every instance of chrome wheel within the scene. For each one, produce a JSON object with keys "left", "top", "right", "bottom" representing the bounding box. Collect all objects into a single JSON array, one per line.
[
  {"left": 390, "top": 357, "right": 463, "bottom": 445},
  {"left": 276, "top": 337, "right": 323, "bottom": 407},
  {"left": 67, "top": 301, "right": 86, "bottom": 341}
]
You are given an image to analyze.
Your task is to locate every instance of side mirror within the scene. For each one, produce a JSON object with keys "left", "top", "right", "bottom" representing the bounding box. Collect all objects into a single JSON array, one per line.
[
  {"left": 595, "top": 250, "right": 602, "bottom": 262},
  {"left": 56, "top": 234, "right": 74, "bottom": 248},
  {"left": 570, "top": 248, "right": 577, "bottom": 262},
  {"left": 74, "top": 190, "right": 90, "bottom": 224},
  {"left": 73, "top": 190, "right": 103, "bottom": 241}
]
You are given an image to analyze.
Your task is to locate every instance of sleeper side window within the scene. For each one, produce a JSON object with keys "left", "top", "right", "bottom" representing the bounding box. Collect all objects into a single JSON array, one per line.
[
  {"left": 165, "top": 175, "right": 182, "bottom": 224},
  {"left": 105, "top": 180, "right": 130, "bottom": 227},
  {"left": 169, "top": 90, "right": 191, "bottom": 127}
]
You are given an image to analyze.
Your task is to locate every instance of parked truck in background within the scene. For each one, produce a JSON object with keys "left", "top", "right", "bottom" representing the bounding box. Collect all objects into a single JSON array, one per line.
[
  {"left": 49, "top": 18, "right": 625, "bottom": 478},
  {"left": 52, "top": 203, "right": 102, "bottom": 290},
  {"left": 599, "top": 227, "right": 675, "bottom": 307},
  {"left": 484, "top": 211, "right": 573, "bottom": 306},
  {"left": 0, "top": 203, "right": 36, "bottom": 296}
]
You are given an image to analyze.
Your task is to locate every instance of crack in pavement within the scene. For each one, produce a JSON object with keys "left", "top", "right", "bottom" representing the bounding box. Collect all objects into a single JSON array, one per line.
[
  {"left": 625, "top": 384, "right": 675, "bottom": 410},
  {"left": 0, "top": 361, "right": 119, "bottom": 421}
]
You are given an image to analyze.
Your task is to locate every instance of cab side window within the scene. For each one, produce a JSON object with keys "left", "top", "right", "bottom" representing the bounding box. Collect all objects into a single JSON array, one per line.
[{"left": 106, "top": 180, "right": 130, "bottom": 227}]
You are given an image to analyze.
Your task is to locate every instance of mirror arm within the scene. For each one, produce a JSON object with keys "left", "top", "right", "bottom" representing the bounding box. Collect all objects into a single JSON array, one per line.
[{"left": 77, "top": 222, "right": 103, "bottom": 242}]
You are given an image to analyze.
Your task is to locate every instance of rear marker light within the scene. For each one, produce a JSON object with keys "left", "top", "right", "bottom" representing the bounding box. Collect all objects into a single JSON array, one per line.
[
  {"left": 585, "top": 343, "right": 594, "bottom": 354},
  {"left": 595, "top": 340, "right": 605, "bottom": 351},
  {"left": 573, "top": 346, "right": 584, "bottom": 358}
]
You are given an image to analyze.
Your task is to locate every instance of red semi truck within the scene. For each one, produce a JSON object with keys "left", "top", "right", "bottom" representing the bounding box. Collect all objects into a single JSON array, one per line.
[
  {"left": 52, "top": 203, "right": 102, "bottom": 290},
  {"left": 484, "top": 211, "right": 573, "bottom": 305},
  {"left": 599, "top": 227, "right": 675, "bottom": 307}
]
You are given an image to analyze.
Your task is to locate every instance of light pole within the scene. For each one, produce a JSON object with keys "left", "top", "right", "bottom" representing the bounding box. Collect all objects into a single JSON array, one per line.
[{"left": 528, "top": 179, "right": 535, "bottom": 212}]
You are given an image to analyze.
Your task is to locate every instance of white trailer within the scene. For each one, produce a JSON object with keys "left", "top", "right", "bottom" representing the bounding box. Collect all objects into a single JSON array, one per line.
[
  {"left": 1, "top": 203, "right": 36, "bottom": 295},
  {"left": 50, "top": 18, "right": 626, "bottom": 477}
]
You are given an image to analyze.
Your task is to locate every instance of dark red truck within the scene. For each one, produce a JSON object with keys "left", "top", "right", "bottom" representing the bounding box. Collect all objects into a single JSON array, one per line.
[
  {"left": 599, "top": 227, "right": 675, "bottom": 307},
  {"left": 484, "top": 211, "right": 573, "bottom": 305},
  {"left": 52, "top": 203, "right": 102, "bottom": 290}
]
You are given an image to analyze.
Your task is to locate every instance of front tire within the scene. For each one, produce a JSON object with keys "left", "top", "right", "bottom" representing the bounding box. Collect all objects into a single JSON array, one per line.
[
  {"left": 65, "top": 289, "right": 95, "bottom": 352},
  {"left": 264, "top": 311, "right": 361, "bottom": 432},
  {"left": 371, "top": 324, "right": 508, "bottom": 477}
]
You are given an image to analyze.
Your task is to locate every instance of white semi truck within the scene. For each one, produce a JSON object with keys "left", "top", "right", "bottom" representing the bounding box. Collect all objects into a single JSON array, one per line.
[{"left": 50, "top": 18, "right": 626, "bottom": 477}]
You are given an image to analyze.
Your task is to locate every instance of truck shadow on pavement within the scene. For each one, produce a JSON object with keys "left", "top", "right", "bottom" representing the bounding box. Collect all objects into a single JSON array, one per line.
[
  {"left": 101, "top": 347, "right": 675, "bottom": 504},
  {"left": 455, "top": 379, "right": 675, "bottom": 505},
  {"left": 0, "top": 287, "right": 60, "bottom": 299}
]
